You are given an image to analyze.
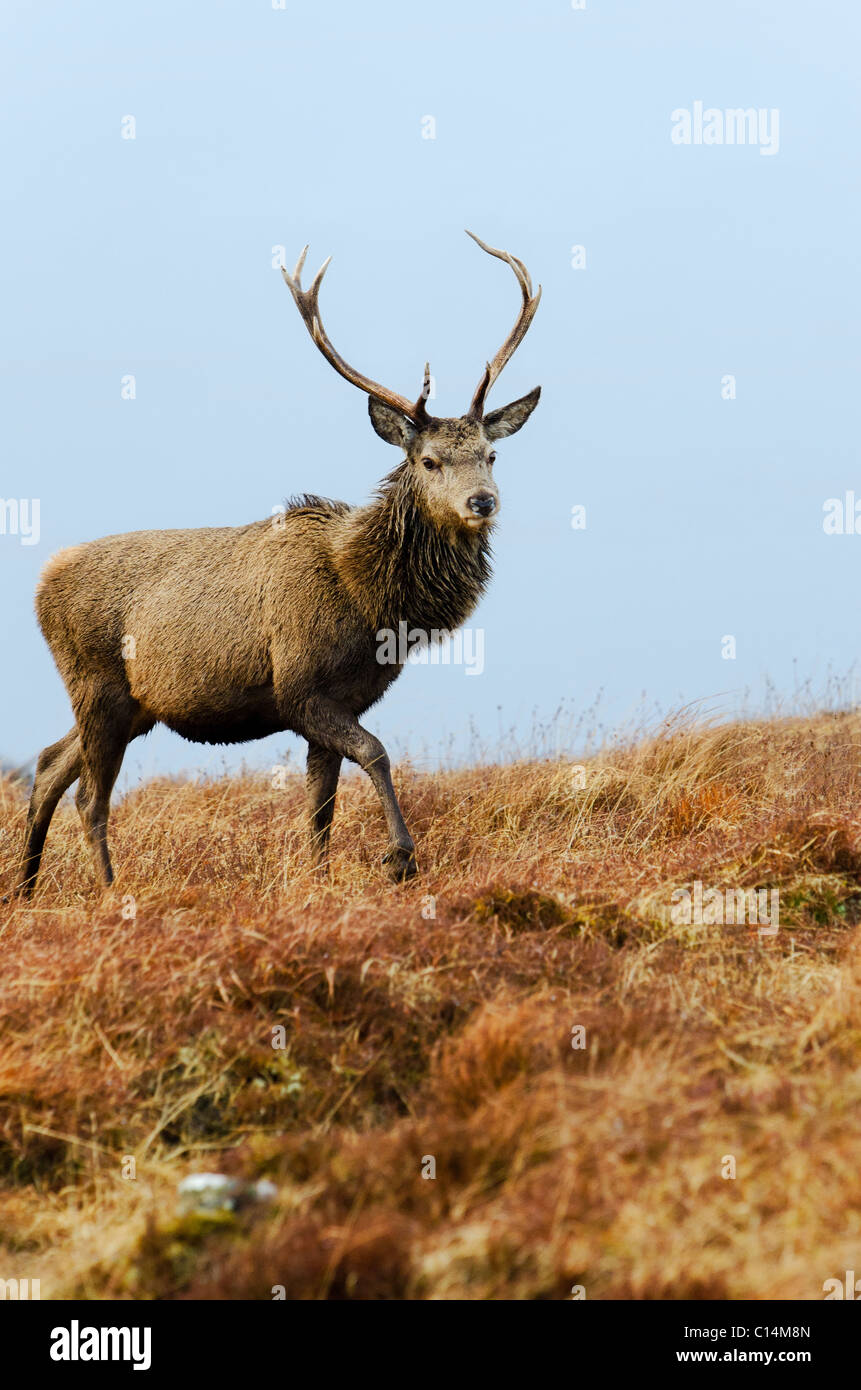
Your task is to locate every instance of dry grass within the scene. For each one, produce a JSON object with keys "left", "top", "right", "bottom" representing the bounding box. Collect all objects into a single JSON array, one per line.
[{"left": 0, "top": 708, "right": 859, "bottom": 1299}]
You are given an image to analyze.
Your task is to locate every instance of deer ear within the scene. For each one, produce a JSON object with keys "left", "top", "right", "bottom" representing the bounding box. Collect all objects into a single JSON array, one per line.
[
  {"left": 482, "top": 386, "right": 541, "bottom": 440},
  {"left": 368, "top": 397, "right": 418, "bottom": 449}
]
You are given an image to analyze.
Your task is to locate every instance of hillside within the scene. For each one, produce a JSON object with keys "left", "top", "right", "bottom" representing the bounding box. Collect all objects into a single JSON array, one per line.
[{"left": 0, "top": 709, "right": 859, "bottom": 1299}]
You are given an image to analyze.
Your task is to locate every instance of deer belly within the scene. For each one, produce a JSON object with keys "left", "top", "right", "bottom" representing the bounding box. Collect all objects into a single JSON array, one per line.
[{"left": 148, "top": 684, "right": 280, "bottom": 746}]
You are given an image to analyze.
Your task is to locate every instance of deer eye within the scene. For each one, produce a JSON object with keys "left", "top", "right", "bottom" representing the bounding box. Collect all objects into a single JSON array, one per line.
[
  {"left": 422, "top": 457, "right": 440, "bottom": 471},
  {"left": 488, "top": 452, "right": 497, "bottom": 465}
]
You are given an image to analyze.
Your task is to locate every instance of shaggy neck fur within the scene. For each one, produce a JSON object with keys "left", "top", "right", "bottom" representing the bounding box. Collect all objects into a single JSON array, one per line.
[{"left": 334, "top": 463, "right": 492, "bottom": 634}]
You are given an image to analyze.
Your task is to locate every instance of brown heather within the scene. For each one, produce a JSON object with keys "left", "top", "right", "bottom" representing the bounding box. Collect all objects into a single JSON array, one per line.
[{"left": 0, "top": 708, "right": 859, "bottom": 1300}]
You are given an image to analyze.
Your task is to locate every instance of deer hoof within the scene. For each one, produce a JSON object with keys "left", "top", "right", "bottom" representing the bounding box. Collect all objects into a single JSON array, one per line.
[
  {"left": 2, "top": 883, "right": 31, "bottom": 904},
  {"left": 382, "top": 846, "right": 418, "bottom": 882}
]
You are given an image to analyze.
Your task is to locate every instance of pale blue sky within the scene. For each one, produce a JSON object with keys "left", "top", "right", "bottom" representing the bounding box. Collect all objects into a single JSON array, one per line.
[{"left": 1, "top": 0, "right": 858, "bottom": 780}]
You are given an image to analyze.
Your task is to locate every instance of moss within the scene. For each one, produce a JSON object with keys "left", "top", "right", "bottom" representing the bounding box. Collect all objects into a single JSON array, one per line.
[
  {"left": 119, "top": 1210, "right": 241, "bottom": 1298},
  {"left": 471, "top": 888, "right": 571, "bottom": 933},
  {"left": 777, "top": 874, "right": 861, "bottom": 929}
]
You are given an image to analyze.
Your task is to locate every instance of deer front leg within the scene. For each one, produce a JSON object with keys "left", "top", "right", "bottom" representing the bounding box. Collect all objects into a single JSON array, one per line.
[
  {"left": 305, "top": 741, "right": 341, "bottom": 871},
  {"left": 302, "top": 697, "right": 417, "bottom": 882}
]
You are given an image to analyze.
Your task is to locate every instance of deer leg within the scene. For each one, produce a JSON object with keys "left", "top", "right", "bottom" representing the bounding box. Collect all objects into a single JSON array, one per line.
[
  {"left": 12, "top": 727, "right": 83, "bottom": 898},
  {"left": 301, "top": 697, "right": 417, "bottom": 882},
  {"left": 73, "top": 688, "right": 141, "bottom": 889},
  {"left": 306, "top": 741, "right": 341, "bottom": 870}
]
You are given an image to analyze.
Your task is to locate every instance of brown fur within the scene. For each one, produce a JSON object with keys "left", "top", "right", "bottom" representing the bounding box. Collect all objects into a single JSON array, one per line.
[{"left": 14, "top": 270, "right": 541, "bottom": 897}]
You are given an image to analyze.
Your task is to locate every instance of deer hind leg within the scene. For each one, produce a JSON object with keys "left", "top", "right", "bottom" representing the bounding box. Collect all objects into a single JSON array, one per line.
[
  {"left": 301, "top": 697, "right": 416, "bottom": 882},
  {"left": 305, "top": 742, "right": 342, "bottom": 870},
  {"left": 13, "top": 727, "right": 83, "bottom": 898},
  {"left": 73, "top": 685, "right": 142, "bottom": 889}
]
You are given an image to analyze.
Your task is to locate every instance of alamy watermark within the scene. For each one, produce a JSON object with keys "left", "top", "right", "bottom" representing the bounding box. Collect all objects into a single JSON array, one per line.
[
  {"left": 0, "top": 1278, "right": 40, "bottom": 1299},
  {"left": 671, "top": 102, "right": 779, "bottom": 156},
  {"left": 670, "top": 881, "right": 779, "bottom": 935},
  {"left": 823, "top": 1271, "right": 861, "bottom": 1299},
  {"left": 50, "top": 1322, "right": 151, "bottom": 1370},
  {"left": 823, "top": 492, "right": 861, "bottom": 534},
  {"left": 376, "top": 621, "right": 485, "bottom": 676},
  {"left": 0, "top": 498, "right": 40, "bottom": 545}
]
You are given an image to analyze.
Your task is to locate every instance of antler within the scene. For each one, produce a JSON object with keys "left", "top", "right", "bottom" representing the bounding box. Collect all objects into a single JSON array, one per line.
[
  {"left": 282, "top": 247, "right": 430, "bottom": 423},
  {"left": 465, "top": 230, "right": 541, "bottom": 419}
]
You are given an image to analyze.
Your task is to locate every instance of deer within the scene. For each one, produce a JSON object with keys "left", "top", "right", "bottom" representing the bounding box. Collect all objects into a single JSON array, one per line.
[{"left": 11, "top": 231, "right": 541, "bottom": 899}]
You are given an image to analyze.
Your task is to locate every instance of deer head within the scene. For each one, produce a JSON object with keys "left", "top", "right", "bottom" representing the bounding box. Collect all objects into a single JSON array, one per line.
[{"left": 281, "top": 231, "right": 541, "bottom": 533}]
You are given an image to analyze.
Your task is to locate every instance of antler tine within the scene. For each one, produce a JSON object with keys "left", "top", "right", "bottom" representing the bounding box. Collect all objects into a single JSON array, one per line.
[
  {"left": 465, "top": 230, "right": 534, "bottom": 297},
  {"left": 290, "top": 244, "right": 309, "bottom": 284},
  {"left": 465, "top": 230, "right": 541, "bottom": 419},
  {"left": 281, "top": 247, "right": 426, "bottom": 422}
]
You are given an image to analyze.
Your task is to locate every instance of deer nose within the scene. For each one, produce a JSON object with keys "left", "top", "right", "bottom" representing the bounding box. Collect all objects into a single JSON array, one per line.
[{"left": 467, "top": 492, "right": 496, "bottom": 517}]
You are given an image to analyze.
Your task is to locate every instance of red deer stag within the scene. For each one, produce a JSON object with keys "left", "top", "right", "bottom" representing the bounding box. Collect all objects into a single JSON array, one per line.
[{"left": 12, "top": 231, "right": 541, "bottom": 896}]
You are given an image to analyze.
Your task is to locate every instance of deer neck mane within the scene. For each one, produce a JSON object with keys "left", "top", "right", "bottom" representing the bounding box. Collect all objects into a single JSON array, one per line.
[{"left": 334, "top": 462, "right": 492, "bottom": 636}]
